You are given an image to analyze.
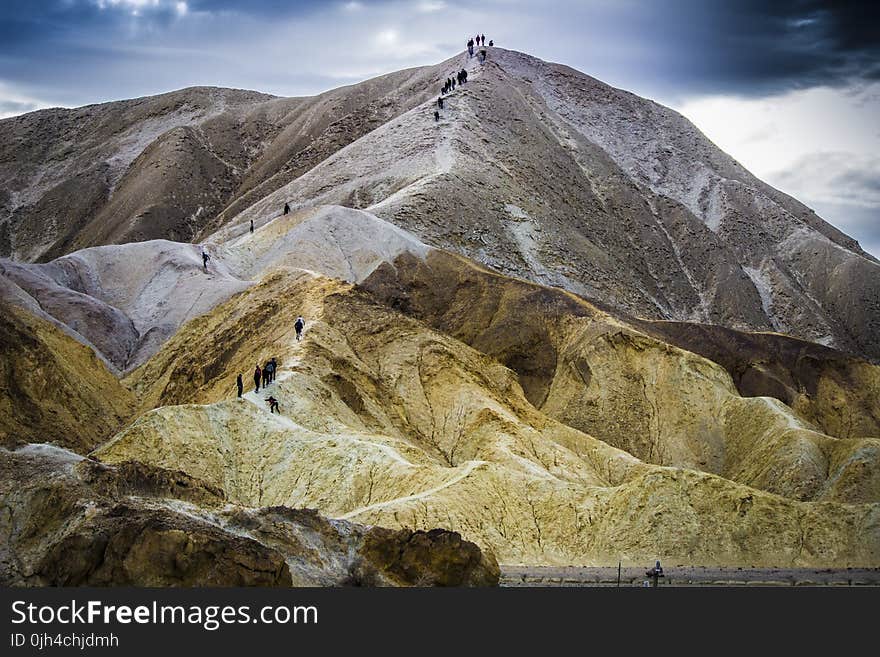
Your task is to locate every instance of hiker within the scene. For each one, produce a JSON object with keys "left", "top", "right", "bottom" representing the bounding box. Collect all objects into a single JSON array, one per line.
[
  {"left": 269, "top": 357, "right": 278, "bottom": 382},
  {"left": 451, "top": 77, "right": 456, "bottom": 90},
  {"left": 236, "top": 373, "right": 243, "bottom": 398},
  {"left": 264, "top": 358, "right": 275, "bottom": 384},
  {"left": 250, "top": 219, "right": 254, "bottom": 234},
  {"left": 462, "top": 68, "right": 468, "bottom": 83},
  {"left": 488, "top": 39, "right": 493, "bottom": 46},
  {"left": 481, "top": 34, "right": 485, "bottom": 46},
  {"left": 266, "top": 396, "right": 280, "bottom": 414},
  {"left": 467, "top": 39, "right": 474, "bottom": 57},
  {"left": 478, "top": 48, "right": 487, "bottom": 63},
  {"left": 434, "top": 110, "right": 440, "bottom": 122},
  {"left": 201, "top": 250, "right": 210, "bottom": 272},
  {"left": 294, "top": 316, "right": 305, "bottom": 341},
  {"left": 253, "top": 364, "right": 262, "bottom": 393},
  {"left": 283, "top": 202, "right": 290, "bottom": 215},
  {"left": 437, "top": 96, "right": 444, "bottom": 109}
]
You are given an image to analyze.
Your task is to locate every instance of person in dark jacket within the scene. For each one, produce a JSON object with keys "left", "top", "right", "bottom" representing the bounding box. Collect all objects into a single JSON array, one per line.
[
  {"left": 268, "top": 357, "right": 277, "bottom": 383},
  {"left": 201, "top": 250, "right": 210, "bottom": 272},
  {"left": 236, "top": 373, "right": 243, "bottom": 398},
  {"left": 283, "top": 202, "right": 290, "bottom": 215},
  {"left": 438, "top": 96, "right": 444, "bottom": 109},
  {"left": 266, "top": 396, "right": 280, "bottom": 414},
  {"left": 253, "top": 364, "right": 262, "bottom": 393},
  {"left": 250, "top": 219, "right": 254, "bottom": 234},
  {"left": 294, "top": 316, "right": 305, "bottom": 341}
]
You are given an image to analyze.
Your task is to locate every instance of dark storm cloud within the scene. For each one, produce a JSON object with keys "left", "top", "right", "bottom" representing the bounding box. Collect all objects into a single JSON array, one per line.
[
  {"left": 1, "top": 0, "right": 878, "bottom": 105},
  {"left": 690, "top": 0, "right": 880, "bottom": 95}
]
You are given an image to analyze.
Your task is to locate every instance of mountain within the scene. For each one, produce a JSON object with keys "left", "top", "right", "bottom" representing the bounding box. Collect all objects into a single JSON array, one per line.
[
  {"left": 3, "top": 48, "right": 878, "bottom": 362},
  {"left": 2, "top": 49, "right": 879, "bottom": 579}
]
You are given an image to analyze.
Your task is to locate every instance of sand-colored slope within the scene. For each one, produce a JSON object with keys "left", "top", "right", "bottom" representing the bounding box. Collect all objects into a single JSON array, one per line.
[
  {"left": 633, "top": 320, "right": 880, "bottom": 441},
  {"left": 0, "top": 446, "right": 498, "bottom": 586},
  {"left": 359, "top": 249, "right": 880, "bottom": 503},
  {"left": 93, "top": 265, "right": 880, "bottom": 566},
  {"left": 0, "top": 302, "right": 135, "bottom": 453}
]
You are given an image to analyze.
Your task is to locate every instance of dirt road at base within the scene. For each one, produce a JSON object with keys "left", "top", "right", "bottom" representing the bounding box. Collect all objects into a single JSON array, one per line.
[{"left": 501, "top": 566, "right": 880, "bottom": 587}]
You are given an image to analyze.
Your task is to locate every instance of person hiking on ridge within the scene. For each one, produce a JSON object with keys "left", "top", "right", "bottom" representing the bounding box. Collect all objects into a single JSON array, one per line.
[
  {"left": 283, "top": 202, "right": 290, "bottom": 215},
  {"left": 269, "top": 357, "right": 278, "bottom": 382},
  {"left": 201, "top": 250, "right": 210, "bottom": 272},
  {"left": 253, "top": 364, "right": 262, "bottom": 393},
  {"left": 438, "top": 96, "right": 444, "bottom": 109},
  {"left": 264, "top": 358, "right": 275, "bottom": 384},
  {"left": 488, "top": 39, "right": 493, "bottom": 46},
  {"left": 481, "top": 34, "right": 485, "bottom": 46},
  {"left": 236, "top": 373, "right": 243, "bottom": 398},
  {"left": 250, "top": 219, "right": 254, "bottom": 234},
  {"left": 294, "top": 316, "right": 305, "bottom": 341},
  {"left": 434, "top": 110, "right": 440, "bottom": 122},
  {"left": 266, "top": 396, "right": 280, "bottom": 414}
]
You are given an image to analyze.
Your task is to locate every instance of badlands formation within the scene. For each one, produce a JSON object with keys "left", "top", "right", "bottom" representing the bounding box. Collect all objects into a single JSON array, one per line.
[{"left": 2, "top": 48, "right": 880, "bottom": 581}]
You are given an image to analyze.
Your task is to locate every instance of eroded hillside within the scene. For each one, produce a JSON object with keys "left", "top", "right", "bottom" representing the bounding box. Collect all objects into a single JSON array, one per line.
[{"left": 2, "top": 48, "right": 880, "bottom": 579}]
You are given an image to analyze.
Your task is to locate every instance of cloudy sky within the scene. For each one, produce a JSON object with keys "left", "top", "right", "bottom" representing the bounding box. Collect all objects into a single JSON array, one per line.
[{"left": 1, "top": 0, "right": 878, "bottom": 255}]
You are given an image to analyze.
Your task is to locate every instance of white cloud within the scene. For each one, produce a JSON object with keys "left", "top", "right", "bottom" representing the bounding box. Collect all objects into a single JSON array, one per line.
[
  {"left": 374, "top": 28, "right": 399, "bottom": 47},
  {"left": 0, "top": 82, "right": 55, "bottom": 119},
  {"left": 674, "top": 84, "right": 880, "bottom": 257},
  {"left": 95, "top": 0, "right": 161, "bottom": 9},
  {"left": 416, "top": 1, "right": 447, "bottom": 12}
]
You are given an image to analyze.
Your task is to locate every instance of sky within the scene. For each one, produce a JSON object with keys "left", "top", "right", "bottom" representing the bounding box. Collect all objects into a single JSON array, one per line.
[{"left": 1, "top": 0, "right": 878, "bottom": 256}]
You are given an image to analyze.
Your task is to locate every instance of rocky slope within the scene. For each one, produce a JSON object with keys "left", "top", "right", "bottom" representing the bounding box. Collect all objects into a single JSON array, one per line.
[
  {"left": 2, "top": 49, "right": 877, "bottom": 361},
  {"left": 0, "top": 447, "right": 498, "bottom": 586},
  {"left": 2, "top": 50, "right": 880, "bottom": 578},
  {"left": 0, "top": 303, "right": 134, "bottom": 452},
  {"left": 82, "top": 226, "right": 878, "bottom": 564}
]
